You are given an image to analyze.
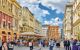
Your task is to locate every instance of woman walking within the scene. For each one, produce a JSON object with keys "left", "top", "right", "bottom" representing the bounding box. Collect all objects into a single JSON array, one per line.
[{"left": 29, "top": 40, "right": 33, "bottom": 50}]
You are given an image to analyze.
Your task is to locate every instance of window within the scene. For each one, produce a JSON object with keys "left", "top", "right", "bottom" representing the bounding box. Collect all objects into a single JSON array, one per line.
[
  {"left": 3, "top": 21, "right": 5, "bottom": 28},
  {"left": 8, "top": 32, "right": 11, "bottom": 35},
  {"left": 8, "top": 23, "right": 10, "bottom": 29},
  {"left": 14, "top": 33, "right": 16, "bottom": 35},
  {"left": 0, "top": 0, "right": 1, "bottom": 5},
  {"left": 30, "top": 18, "right": 33, "bottom": 22},
  {"left": 2, "top": 0, "right": 5, "bottom": 8},
  {"left": 2, "top": 31, "right": 5, "bottom": 34}
]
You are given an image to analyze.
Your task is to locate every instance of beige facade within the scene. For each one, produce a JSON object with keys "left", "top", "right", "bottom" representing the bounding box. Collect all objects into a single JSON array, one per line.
[
  {"left": 34, "top": 19, "right": 42, "bottom": 34},
  {"left": 20, "top": 7, "right": 35, "bottom": 33},
  {"left": 63, "top": 3, "right": 73, "bottom": 39},
  {"left": 11, "top": 0, "right": 22, "bottom": 40},
  {"left": 73, "top": 0, "right": 80, "bottom": 40}
]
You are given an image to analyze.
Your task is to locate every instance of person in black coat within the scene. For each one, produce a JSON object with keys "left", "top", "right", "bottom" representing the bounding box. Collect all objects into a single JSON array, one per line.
[
  {"left": 0, "top": 46, "right": 2, "bottom": 50},
  {"left": 56, "top": 41, "right": 60, "bottom": 48},
  {"left": 64, "top": 39, "right": 70, "bottom": 50}
]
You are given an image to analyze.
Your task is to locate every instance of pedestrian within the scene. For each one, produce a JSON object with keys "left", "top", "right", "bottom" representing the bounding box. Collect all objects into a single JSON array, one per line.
[
  {"left": 29, "top": 40, "right": 33, "bottom": 50},
  {"left": 70, "top": 38, "right": 74, "bottom": 50},
  {"left": 0, "top": 40, "right": 2, "bottom": 50},
  {"left": 56, "top": 41, "right": 60, "bottom": 48},
  {"left": 76, "top": 40, "right": 80, "bottom": 50},
  {"left": 38, "top": 41, "right": 42, "bottom": 50},
  {"left": 49, "top": 39, "right": 55, "bottom": 50},
  {"left": 8, "top": 42, "right": 14, "bottom": 50},
  {"left": 64, "top": 39, "right": 70, "bottom": 50},
  {"left": 2, "top": 42, "right": 8, "bottom": 50}
]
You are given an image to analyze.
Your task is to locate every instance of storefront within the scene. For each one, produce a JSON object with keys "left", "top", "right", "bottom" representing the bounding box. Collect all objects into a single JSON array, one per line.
[{"left": 0, "top": 29, "right": 14, "bottom": 43}]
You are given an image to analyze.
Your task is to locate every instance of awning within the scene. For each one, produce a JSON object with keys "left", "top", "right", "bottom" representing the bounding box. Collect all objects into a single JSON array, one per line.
[
  {"left": 20, "top": 32, "right": 36, "bottom": 36},
  {"left": 20, "top": 32, "right": 44, "bottom": 37}
]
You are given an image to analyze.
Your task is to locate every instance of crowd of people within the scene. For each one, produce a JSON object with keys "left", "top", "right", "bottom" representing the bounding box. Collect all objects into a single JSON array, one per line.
[
  {"left": 0, "top": 38, "right": 80, "bottom": 50},
  {"left": 48, "top": 38, "right": 80, "bottom": 50}
]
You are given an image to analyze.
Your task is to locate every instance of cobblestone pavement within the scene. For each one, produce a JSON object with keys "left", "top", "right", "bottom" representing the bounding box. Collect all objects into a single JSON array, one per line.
[{"left": 14, "top": 46, "right": 65, "bottom": 50}]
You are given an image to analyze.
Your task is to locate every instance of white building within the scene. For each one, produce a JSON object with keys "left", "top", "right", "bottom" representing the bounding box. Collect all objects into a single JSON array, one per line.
[{"left": 42, "top": 25, "right": 49, "bottom": 39}]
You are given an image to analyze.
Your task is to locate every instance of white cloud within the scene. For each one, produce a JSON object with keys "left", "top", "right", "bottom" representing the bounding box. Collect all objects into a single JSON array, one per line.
[
  {"left": 44, "top": 17, "right": 62, "bottom": 26},
  {"left": 44, "top": 21, "right": 50, "bottom": 25},
  {"left": 17, "top": 0, "right": 66, "bottom": 25},
  {"left": 40, "top": 0, "right": 68, "bottom": 13},
  {"left": 17, "top": 0, "right": 68, "bottom": 13},
  {"left": 25, "top": 0, "right": 38, "bottom": 3},
  {"left": 42, "top": 10, "right": 49, "bottom": 15}
]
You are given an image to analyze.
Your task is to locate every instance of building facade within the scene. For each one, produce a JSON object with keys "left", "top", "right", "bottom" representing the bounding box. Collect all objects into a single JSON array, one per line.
[
  {"left": 42, "top": 25, "right": 49, "bottom": 39},
  {"left": 19, "top": 7, "right": 36, "bottom": 40},
  {"left": 73, "top": 0, "right": 80, "bottom": 40},
  {"left": 0, "top": 0, "right": 22, "bottom": 42},
  {"left": 11, "top": 0, "right": 22, "bottom": 41},
  {"left": 34, "top": 19, "right": 42, "bottom": 39},
  {"left": 63, "top": 3, "right": 73, "bottom": 39},
  {"left": 20, "top": 7, "right": 35, "bottom": 33},
  {"left": 0, "top": 0, "right": 14, "bottom": 42},
  {"left": 48, "top": 26, "right": 59, "bottom": 40}
]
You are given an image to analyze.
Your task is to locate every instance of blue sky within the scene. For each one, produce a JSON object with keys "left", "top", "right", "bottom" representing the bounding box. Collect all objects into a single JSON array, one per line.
[{"left": 17, "top": 0, "right": 74, "bottom": 28}]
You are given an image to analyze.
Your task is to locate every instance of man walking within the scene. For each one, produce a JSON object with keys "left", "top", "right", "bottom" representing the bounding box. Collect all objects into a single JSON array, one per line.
[
  {"left": 64, "top": 39, "right": 70, "bottom": 50},
  {"left": 49, "top": 39, "right": 55, "bottom": 50}
]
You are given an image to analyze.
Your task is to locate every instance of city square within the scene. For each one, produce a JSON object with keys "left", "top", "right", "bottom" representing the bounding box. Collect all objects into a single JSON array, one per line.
[{"left": 0, "top": 0, "right": 80, "bottom": 50}]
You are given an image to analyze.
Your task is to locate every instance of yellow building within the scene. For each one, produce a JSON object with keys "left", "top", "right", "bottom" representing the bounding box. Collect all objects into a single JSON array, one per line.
[
  {"left": 19, "top": 7, "right": 36, "bottom": 40},
  {"left": 0, "top": 0, "right": 14, "bottom": 42},
  {"left": 0, "top": 0, "right": 22, "bottom": 42},
  {"left": 11, "top": 0, "right": 22, "bottom": 40},
  {"left": 20, "top": 7, "right": 35, "bottom": 33},
  {"left": 63, "top": 2, "right": 73, "bottom": 39},
  {"left": 73, "top": 0, "right": 80, "bottom": 40}
]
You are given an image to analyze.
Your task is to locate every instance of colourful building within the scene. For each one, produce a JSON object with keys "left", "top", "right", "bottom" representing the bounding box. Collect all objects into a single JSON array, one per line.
[
  {"left": 0, "top": 0, "right": 13, "bottom": 42},
  {"left": 0, "top": 0, "right": 22, "bottom": 42},
  {"left": 48, "top": 26, "right": 60, "bottom": 40}
]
